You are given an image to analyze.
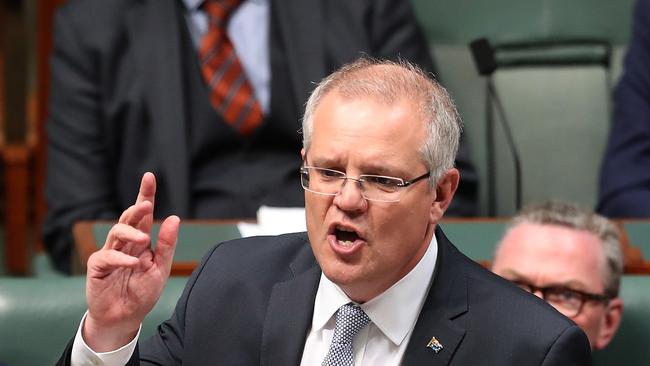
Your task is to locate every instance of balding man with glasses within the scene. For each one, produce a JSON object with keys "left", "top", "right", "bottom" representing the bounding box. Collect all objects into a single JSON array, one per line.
[
  {"left": 493, "top": 200, "right": 624, "bottom": 350},
  {"left": 57, "top": 58, "right": 590, "bottom": 365}
]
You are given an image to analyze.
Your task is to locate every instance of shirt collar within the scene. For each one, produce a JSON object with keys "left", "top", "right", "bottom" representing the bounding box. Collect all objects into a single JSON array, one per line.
[
  {"left": 312, "top": 233, "right": 439, "bottom": 346},
  {"left": 182, "top": 0, "right": 203, "bottom": 11}
]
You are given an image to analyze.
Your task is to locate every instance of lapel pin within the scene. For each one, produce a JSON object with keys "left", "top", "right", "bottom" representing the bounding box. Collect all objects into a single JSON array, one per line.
[{"left": 426, "top": 336, "right": 443, "bottom": 353}]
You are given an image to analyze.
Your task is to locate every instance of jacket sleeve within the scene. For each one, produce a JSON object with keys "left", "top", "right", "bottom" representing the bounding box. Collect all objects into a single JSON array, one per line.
[
  {"left": 598, "top": 0, "right": 650, "bottom": 217},
  {"left": 43, "top": 4, "right": 121, "bottom": 273}
]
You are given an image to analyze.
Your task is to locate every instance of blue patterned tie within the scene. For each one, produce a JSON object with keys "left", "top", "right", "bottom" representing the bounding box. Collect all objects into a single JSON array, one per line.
[{"left": 322, "top": 303, "right": 371, "bottom": 366}]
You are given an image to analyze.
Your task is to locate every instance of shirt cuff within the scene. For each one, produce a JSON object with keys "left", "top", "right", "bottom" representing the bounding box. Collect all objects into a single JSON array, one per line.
[{"left": 70, "top": 311, "right": 141, "bottom": 366}]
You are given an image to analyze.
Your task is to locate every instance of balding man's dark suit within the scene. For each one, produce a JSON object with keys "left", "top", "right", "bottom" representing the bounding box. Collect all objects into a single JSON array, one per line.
[
  {"left": 43, "top": 0, "right": 479, "bottom": 273},
  {"left": 57, "top": 228, "right": 591, "bottom": 365}
]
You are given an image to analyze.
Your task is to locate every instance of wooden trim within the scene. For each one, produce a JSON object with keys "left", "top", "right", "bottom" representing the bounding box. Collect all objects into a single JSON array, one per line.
[
  {"left": 623, "top": 265, "right": 650, "bottom": 275},
  {"left": 72, "top": 219, "right": 250, "bottom": 276},
  {"left": 613, "top": 220, "right": 650, "bottom": 273},
  {"left": 2, "top": 144, "right": 32, "bottom": 274},
  {"left": 70, "top": 218, "right": 650, "bottom": 276},
  {"left": 170, "top": 262, "right": 199, "bottom": 276},
  {"left": 72, "top": 220, "right": 106, "bottom": 273},
  {"left": 0, "top": 48, "right": 5, "bottom": 145}
]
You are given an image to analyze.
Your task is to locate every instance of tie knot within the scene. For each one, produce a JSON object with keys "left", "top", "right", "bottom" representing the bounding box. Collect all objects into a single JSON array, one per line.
[
  {"left": 332, "top": 304, "right": 371, "bottom": 344},
  {"left": 204, "top": 0, "right": 242, "bottom": 24}
]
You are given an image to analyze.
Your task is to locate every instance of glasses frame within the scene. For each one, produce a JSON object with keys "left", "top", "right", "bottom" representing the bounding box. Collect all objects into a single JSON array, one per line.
[
  {"left": 299, "top": 165, "right": 430, "bottom": 203},
  {"left": 513, "top": 280, "right": 611, "bottom": 317}
]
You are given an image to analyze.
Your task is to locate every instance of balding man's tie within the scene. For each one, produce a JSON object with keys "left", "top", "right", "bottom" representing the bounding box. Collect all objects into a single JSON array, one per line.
[
  {"left": 322, "top": 303, "right": 371, "bottom": 366},
  {"left": 199, "top": 0, "right": 263, "bottom": 135}
]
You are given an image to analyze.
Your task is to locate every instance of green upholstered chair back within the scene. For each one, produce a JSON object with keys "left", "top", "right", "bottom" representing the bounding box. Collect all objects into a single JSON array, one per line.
[
  {"left": 410, "top": 0, "right": 635, "bottom": 216},
  {"left": 0, "top": 276, "right": 187, "bottom": 366},
  {"left": 1, "top": 275, "right": 647, "bottom": 364},
  {"left": 439, "top": 219, "right": 507, "bottom": 264}
]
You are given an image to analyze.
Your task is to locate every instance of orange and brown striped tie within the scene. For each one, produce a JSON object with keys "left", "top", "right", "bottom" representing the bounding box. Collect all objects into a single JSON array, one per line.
[{"left": 199, "top": 0, "right": 264, "bottom": 136}]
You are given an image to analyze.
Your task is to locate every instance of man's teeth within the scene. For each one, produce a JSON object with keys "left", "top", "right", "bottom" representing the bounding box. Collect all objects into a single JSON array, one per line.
[{"left": 337, "top": 240, "right": 355, "bottom": 247}]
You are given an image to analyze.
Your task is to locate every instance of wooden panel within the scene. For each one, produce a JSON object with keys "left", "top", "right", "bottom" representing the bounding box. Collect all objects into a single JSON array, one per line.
[
  {"left": 73, "top": 220, "right": 244, "bottom": 276},
  {"left": 2, "top": 145, "right": 31, "bottom": 274}
]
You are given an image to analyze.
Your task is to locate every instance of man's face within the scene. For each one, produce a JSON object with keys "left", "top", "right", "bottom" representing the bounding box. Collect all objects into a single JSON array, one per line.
[
  {"left": 492, "top": 223, "right": 623, "bottom": 350},
  {"left": 302, "top": 92, "right": 455, "bottom": 303}
]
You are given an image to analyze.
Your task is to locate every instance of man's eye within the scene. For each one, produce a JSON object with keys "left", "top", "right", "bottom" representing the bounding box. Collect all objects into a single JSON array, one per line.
[
  {"left": 558, "top": 290, "right": 580, "bottom": 301},
  {"left": 548, "top": 288, "right": 581, "bottom": 303},
  {"left": 319, "top": 169, "right": 342, "bottom": 178},
  {"left": 365, "top": 176, "right": 399, "bottom": 187}
]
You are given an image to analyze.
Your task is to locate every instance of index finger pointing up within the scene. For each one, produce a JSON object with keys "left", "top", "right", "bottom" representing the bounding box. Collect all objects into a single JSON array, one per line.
[
  {"left": 136, "top": 172, "right": 157, "bottom": 207},
  {"left": 134, "top": 172, "right": 156, "bottom": 233}
]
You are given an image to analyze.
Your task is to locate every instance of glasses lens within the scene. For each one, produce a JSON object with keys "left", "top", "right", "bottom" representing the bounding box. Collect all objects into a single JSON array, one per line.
[
  {"left": 360, "top": 175, "right": 403, "bottom": 202},
  {"left": 545, "top": 288, "right": 582, "bottom": 317},
  {"left": 301, "top": 167, "right": 345, "bottom": 195}
]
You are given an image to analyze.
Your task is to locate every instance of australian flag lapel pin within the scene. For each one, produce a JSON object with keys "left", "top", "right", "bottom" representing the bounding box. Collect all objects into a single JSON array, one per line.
[{"left": 426, "top": 336, "right": 443, "bottom": 354}]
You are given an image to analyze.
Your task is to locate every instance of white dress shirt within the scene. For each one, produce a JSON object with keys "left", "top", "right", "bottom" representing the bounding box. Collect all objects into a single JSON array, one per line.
[
  {"left": 72, "top": 235, "right": 438, "bottom": 365},
  {"left": 300, "top": 235, "right": 438, "bottom": 365}
]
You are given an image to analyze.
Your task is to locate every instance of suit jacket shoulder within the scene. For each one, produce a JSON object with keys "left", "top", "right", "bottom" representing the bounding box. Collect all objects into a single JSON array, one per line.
[{"left": 140, "top": 232, "right": 320, "bottom": 365}]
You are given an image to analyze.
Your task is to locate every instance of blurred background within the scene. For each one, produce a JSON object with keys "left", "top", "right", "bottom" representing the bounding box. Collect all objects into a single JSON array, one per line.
[{"left": 0, "top": 0, "right": 638, "bottom": 275}]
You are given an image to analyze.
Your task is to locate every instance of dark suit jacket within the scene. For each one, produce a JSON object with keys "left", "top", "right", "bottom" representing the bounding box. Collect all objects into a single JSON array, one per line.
[
  {"left": 43, "top": 0, "right": 479, "bottom": 273},
  {"left": 58, "top": 228, "right": 591, "bottom": 365},
  {"left": 598, "top": 0, "right": 650, "bottom": 217}
]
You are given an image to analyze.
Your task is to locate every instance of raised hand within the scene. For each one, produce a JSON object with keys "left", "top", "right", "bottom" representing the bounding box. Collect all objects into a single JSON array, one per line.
[{"left": 82, "top": 172, "right": 180, "bottom": 352}]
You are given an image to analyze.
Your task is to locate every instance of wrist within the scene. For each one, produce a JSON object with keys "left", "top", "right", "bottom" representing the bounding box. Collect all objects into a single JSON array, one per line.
[{"left": 83, "top": 312, "right": 140, "bottom": 352}]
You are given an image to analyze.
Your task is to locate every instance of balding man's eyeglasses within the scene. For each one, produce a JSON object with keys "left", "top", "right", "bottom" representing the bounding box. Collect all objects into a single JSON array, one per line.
[
  {"left": 512, "top": 280, "right": 611, "bottom": 318},
  {"left": 300, "top": 166, "right": 430, "bottom": 203}
]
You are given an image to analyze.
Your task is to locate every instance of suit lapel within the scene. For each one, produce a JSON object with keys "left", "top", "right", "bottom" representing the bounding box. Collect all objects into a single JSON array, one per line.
[
  {"left": 402, "top": 228, "right": 468, "bottom": 366},
  {"left": 126, "top": 0, "right": 190, "bottom": 216},
  {"left": 260, "top": 229, "right": 471, "bottom": 365},
  {"left": 271, "top": 0, "right": 325, "bottom": 106},
  {"left": 261, "top": 243, "right": 321, "bottom": 366}
]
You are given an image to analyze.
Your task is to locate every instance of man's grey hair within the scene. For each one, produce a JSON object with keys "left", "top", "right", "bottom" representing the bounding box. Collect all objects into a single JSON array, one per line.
[
  {"left": 301, "top": 57, "right": 462, "bottom": 187},
  {"left": 503, "top": 200, "right": 623, "bottom": 298}
]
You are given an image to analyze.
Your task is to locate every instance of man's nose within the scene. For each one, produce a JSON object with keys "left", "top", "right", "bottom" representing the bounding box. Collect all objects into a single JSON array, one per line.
[{"left": 333, "top": 179, "right": 367, "bottom": 212}]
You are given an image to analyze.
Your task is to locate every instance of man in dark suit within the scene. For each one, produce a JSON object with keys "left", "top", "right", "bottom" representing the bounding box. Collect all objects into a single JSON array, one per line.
[
  {"left": 58, "top": 59, "right": 589, "bottom": 365},
  {"left": 43, "top": 0, "right": 479, "bottom": 274},
  {"left": 598, "top": 0, "right": 650, "bottom": 217}
]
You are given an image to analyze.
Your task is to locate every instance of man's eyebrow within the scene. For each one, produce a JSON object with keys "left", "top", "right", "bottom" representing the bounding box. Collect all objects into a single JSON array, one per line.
[
  {"left": 498, "top": 270, "right": 591, "bottom": 291},
  {"left": 550, "top": 280, "right": 591, "bottom": 292},
  {"left": 304, "top": 157, "right": 412, "bottom": 177},
  {"left": 498, "top": 268, "right": 527, "bottom": 281},
  {"left": 306, "top": 157, "right": 341, "bottom": 167}
]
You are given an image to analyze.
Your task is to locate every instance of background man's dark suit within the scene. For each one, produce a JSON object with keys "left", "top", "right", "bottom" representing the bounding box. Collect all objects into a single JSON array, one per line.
[
  {"left": 598, "top": 0, "right": 650, "bottom": 217},
  {"left": 43, "top": 0, "right": 479, "bottom": 273},
  {"left": 58, "top": 229, "right": 591, "bottom": 365}
]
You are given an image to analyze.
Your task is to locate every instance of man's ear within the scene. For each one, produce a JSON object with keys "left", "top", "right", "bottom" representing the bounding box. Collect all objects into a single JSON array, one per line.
[
  {"left": 301, "top": 148, "right": 306, "bottom": 160},
  {"left": 429, "top": 168, "right": 460, "bottom": 223},
  {"left": 594, "top": 297, "right": 624, "bottom": 350}
]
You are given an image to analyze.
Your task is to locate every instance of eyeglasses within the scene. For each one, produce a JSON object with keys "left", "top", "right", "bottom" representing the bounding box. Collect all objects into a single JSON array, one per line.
[
  {"left": 300, "top": 165, "right": 430, "bottom": 203},
  {"left": 512, "top": 280, "right": 610, "bottom": 318}
]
